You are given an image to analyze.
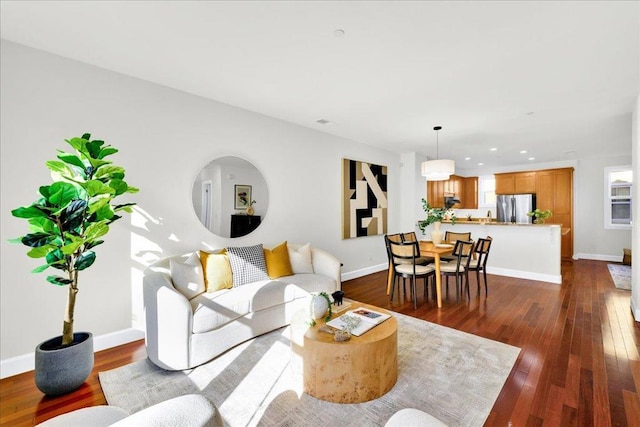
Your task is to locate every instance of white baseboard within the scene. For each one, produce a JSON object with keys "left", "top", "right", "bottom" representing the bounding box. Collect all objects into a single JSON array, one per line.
[
  {"left": 0, "top": 328, "right": 145, "bottom": 380},
  {"left": 486, "top": 266, "right": 562, "bottom": 285},
  {"left": 573, "top": 253, "right": 623, "bottom": 262},
  {"left": 632, "top": 297, "right": 640, "bottom": 322},
  {"left": 341, "top": 263, "right": 388, "bottom": 282}
]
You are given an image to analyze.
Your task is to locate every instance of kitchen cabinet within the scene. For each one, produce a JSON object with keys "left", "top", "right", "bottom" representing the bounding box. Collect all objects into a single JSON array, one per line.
[
  {"left": 535, "top": 168, "right": 573, "bottom": 259},
  {"left": 495, "top": 172, "right": 536, "bottom": 194},
  {"left": 426, "top": 175, "right": 477, "bottom": 208},
  {"left": 462, "top": 177, "right": 478, "bottom": 209}
]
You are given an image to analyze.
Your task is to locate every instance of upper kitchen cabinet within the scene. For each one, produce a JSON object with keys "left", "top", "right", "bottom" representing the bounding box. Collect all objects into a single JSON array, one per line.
[
  {"left": 462, "top": 177, "right": 478, "bottom": 209},
  {"left": 427, "top": 175, "right": 477, "bottom": 208},
  {"left": 495, "top": 172, "right": 536, "bottom": 194}
]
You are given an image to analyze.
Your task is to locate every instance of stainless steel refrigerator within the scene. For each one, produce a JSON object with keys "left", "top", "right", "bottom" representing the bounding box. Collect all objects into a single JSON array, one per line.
[{"left": 496, "top": 194, "right": 536, "bottom": 224}]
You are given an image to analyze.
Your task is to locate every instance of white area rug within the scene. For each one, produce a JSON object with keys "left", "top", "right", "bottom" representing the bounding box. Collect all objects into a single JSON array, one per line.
[
  {"left": 608, "top": 263, "right": 632, "bottom": 290},
  {"left": 100, "top": 312, "right": 520, "bottom": 427}
]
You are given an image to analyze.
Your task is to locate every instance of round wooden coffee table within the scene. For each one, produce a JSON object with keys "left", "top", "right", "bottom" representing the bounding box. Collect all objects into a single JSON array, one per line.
[{"left": 290, "top": 302, "right": 398, "bottom": 403}]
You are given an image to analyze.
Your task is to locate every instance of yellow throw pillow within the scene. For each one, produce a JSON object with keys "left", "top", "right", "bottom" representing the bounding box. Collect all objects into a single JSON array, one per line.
[
  {"left": 264, "top": 241, "right": 294, "bottom": 279},
  {"left": 199, "top": 250, "right": 233, "bottom": 292}
]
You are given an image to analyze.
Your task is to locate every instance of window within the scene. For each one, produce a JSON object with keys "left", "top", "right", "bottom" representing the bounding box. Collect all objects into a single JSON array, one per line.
[
  {"left": 604, "top": 166, "right": 632, "bottom": 228},
  {"left": 478, "top": 175, "right": 496, "bottom": 208}
]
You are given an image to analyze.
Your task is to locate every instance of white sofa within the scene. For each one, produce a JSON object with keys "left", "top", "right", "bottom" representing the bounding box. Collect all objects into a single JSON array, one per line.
[
  {"left": 37, "top": 394, "right": 222, "bottom": 427},
  {"left": 143, "top": 243, "right": 341, "bottom": 370}
]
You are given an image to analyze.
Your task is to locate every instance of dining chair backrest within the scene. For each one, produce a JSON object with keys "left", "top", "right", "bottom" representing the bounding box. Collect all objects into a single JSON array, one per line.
[
  {"left": 474, "top": 236, "right": 493, "bottom": 267},
  {"left": 451, "top": 240, "right": 474, "bottom": 269},
  {"left": 444, "top": 231, "right": 472, "bottom": 244},
  {"left": 388, "top": 238, "right": 421, "bottom": 263}
]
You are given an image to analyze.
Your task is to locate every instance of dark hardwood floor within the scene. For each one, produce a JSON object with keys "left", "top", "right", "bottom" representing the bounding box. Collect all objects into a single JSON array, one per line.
[{"left": 1, "top": 259, "right": 638, "bottom": 426}]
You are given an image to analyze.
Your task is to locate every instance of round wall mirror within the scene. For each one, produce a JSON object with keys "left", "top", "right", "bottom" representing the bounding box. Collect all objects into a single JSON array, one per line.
[{"left": 192, "top": 156, "right": 268, "bottom": 238}]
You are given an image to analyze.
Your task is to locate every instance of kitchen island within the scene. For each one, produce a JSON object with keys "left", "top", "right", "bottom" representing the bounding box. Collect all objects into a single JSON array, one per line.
[{"left": 434, "top": 221, "right": 562, "bottom": 284}]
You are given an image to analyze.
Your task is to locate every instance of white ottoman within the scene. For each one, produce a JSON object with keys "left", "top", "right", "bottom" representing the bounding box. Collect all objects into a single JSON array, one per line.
[{"left": 385, "top": 408, "right": 448, "bottom": 427}]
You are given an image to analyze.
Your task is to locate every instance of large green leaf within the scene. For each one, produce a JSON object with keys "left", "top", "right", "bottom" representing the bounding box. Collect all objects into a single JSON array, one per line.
[
  {"left": 94, "top": 165, "right": 125, "bottom": 180},
  {"left": 46, "top": 275, "right": 73, "bottom": 286},
  {"left": 45, "top": 160, "right": 75, "bottom": 178},
  {"left": 85, "top": 221, "right": 109, "bottom": 241},
  {"left": 45, "top": 249, "right": 68, "bottom": 271},
  {"left": 87, "top": 197, "right": 111, "bottom": 215},
  {"left": 11, "top": 205, "right": 50, "bottom": 220},
  {"left": 61, "top": 234, "right": 84, "bottom": 255},
  {"left": 85, "top": 240, "right": 104, "bottom": 250},
  {"left": 74, "top": 251, "right": 96, "bottom": 271},
  {"left": 126, "top": 186, "right": 140, "bottom": 194},
  {"left": 109, "top": 179, "right": 129, "bottom": 195},
  {"left": 87, "top": 157, "right": 112, "bottom": 170},
  {"left": 40, "top": 182, "right": 81, "bottom": 207},
  {"left": 27, "top": 245, "right": 54, "bottom": 259},
  {"left": 60, "top": 199, "right": 87, "bottom": 230},
  {"left": 28, "top": 217, "right": 57, "bottom": 234},
  {"left": 56, "top": 151, "right": 86, "bottom": 169},
  {"left": 21, "top": 232, "right": 56, "bottom": 247},
  {"left": 98, "top": 146, "right": 118, "bottom": 159},
  {"left": 82, "top": 180, "right": 115, "bottom": 197},
  {"left": 93, "top": 204, "right": 115, "bottom": 221},
  {"left": 66, "top": 137, "right": 88, "bottom": 154},
  {"left": 31, "top": 264, "right": 49, "bottom": 273},
  {"left": 86, "top": 140, "right": 104, "bottom": 158}
]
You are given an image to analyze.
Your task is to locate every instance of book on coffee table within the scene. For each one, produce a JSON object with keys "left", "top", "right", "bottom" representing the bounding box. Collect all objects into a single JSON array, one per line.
[{"left": 326, "top": 308, "right": 391, "bottom": 336}]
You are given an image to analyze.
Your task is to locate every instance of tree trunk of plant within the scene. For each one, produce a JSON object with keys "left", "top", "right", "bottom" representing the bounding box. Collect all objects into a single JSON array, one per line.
[{"left": 62, "top": 272, "right": 78, "bottom": 346}]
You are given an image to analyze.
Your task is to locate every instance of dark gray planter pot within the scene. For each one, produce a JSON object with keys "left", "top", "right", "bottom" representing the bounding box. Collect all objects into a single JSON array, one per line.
[{"left": 35, "top": 332, "right": 94, "bottom": 396}]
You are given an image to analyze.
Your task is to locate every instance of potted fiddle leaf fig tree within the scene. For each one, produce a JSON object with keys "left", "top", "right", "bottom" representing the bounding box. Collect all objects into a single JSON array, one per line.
[{"left": 10, "top": 133, "right": 138, "bottom": 395}]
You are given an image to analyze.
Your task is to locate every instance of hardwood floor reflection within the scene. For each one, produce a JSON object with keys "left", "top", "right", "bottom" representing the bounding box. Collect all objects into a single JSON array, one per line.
[{"left": 1, "top": 259, "right": 638, "bottom": 426}]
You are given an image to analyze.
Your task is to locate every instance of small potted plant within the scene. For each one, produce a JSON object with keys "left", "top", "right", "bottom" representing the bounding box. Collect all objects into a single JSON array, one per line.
[
  {"left": 527, "top": 209, "right": 553, "bottom": 224},
  {"left": 9, "top": 133, "right": 138, "bottom": 395},
  {"left": 308, "top": 291, "right": 333, "bottom": 326}
]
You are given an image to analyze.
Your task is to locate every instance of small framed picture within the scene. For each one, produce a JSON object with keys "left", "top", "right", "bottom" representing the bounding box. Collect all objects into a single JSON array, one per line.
[{"left": 234, "top": 185, "right": 252, "bottom": 209}]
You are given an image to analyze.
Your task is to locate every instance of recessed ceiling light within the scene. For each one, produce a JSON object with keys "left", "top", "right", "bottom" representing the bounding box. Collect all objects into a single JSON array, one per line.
[
  {"left": 464, "top": 157, "right": 471, "bottom": 160},
  {"left": 490, "top": 148, "right": 497, "bottom": 151},
  {"left": 526, "top": 112, "right": 535, "bottom": 115},
  {"left": 520, "top": 150, "right": 527, "bottom": 154},
  {"left": 528, "top": 157, "right": 535, "bottom": 161},
  {"left": 564, "top": 150, "right": 576, "bottom": 155},
  {"left": 333, "top": 29, "right": 345, "bottom": 37},
  {"left": 316, "top": 119, "right": 332, "bottom": 125},
  {"left": 477, "top": 162, "right": 484, "bottom": 166}
]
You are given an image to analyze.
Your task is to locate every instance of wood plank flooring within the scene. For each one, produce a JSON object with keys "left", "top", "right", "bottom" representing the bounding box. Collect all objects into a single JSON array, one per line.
[{"left": 1, "top": 259, "right": 638, "bottom": 426}]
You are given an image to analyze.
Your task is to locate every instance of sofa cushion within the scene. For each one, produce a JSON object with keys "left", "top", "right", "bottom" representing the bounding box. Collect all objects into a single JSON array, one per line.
[
  {"left": 288, "top": 242, "right": 314, "bottom": 274},
  {"left": 199, "top": 250, "right": 233, "bottom": 292},
  {"left": 278, "top": 273, "right": 336, "bottom": 295},
  {"left": 170, "top": 253, "right": 206, "bottom": 299},
  {"left": 226, "top": 244, "right": 269, "bottom": 287},
  {"left": 264, "top": 241, "right": 294, "bottom": 279},
  {"left": 189, "top": 279, "right": 307, "bottom": 334}
]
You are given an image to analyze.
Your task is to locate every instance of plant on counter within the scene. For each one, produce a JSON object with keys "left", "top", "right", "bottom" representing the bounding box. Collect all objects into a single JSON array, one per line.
[
  {"left": 417, "top": 198, "right": 457, "bottom": 233},
  {"left": 527, "top": 208, "right": 553, "bottom": 224}
]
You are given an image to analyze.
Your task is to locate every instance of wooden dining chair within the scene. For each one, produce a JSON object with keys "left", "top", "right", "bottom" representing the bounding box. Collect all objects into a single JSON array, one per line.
[
  {"left": 387, "top": 238, "right": 435, "bottom": 309},
  {"left": 432, "top": 240, "right": 474, "bottom": 302},
  {"left": 467, "top": 236, "right": 493, "bottom": 296},
  {"left": 441, "top": 231, "right": 472, "bottom": 262}
]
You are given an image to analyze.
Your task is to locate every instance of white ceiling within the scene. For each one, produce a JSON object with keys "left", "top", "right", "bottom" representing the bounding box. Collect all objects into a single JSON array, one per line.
[{"left": 1, "top": 1, "right": 638, "bottom": 172}]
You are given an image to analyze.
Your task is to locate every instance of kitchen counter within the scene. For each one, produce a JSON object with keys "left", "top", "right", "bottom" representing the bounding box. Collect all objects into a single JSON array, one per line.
[{"left": 430, "top": 222, "right": 562, "bottom": 284}]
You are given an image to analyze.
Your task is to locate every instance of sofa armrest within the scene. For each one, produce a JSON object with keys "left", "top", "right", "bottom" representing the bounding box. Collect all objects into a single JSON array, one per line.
[
  {"left": 143, "top": 261, "right": 194, "bottom": 370},
  {"left": 310, "top": 246, "right": 342, "bottom": 291}
]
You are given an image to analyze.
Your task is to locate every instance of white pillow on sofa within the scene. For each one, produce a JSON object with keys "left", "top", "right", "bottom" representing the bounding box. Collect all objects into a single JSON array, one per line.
[
  {"left": 170, "top": 253, "right": 206, "bottom": 299},
  {"left": 288, "top": 243, "right": 314, "bottom": 274}
]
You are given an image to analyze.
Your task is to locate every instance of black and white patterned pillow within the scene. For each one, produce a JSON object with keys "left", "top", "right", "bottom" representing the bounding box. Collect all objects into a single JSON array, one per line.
[{"left": 226, "top": 244, "right": 269, "bottom": 287}]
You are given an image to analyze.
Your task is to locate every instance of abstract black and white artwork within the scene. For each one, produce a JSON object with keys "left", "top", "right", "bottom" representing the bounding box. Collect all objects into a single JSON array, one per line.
[{"left": 342, "top": 158, "right": 388, "bottom": 239}]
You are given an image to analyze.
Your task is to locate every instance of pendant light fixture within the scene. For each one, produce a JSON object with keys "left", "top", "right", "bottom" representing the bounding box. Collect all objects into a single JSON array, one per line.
[{"left": 421, "top": 126, "right": 455, "bottom": 181}]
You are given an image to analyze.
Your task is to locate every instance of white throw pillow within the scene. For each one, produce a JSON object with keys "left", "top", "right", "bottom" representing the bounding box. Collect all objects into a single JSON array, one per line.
[
  {"left": 288, "top": 243, "right": 314, "bottom": 274},
  {"left": 170, "top": 253, "right": 206, "bottom": 299}
]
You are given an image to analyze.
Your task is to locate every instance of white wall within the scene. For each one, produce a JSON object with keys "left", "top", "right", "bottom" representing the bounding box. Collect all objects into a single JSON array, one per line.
[
  {"left": 632, "top": 94, "right": 639, "bottom": 322},
  {"left": 0, "top": 41, "right": 401, "bottom": 369}
]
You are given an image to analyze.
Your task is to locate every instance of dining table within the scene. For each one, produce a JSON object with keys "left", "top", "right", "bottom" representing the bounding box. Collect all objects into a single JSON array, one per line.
[{"left": 385, "top": 240, "right": 454, "bottom": 309}]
